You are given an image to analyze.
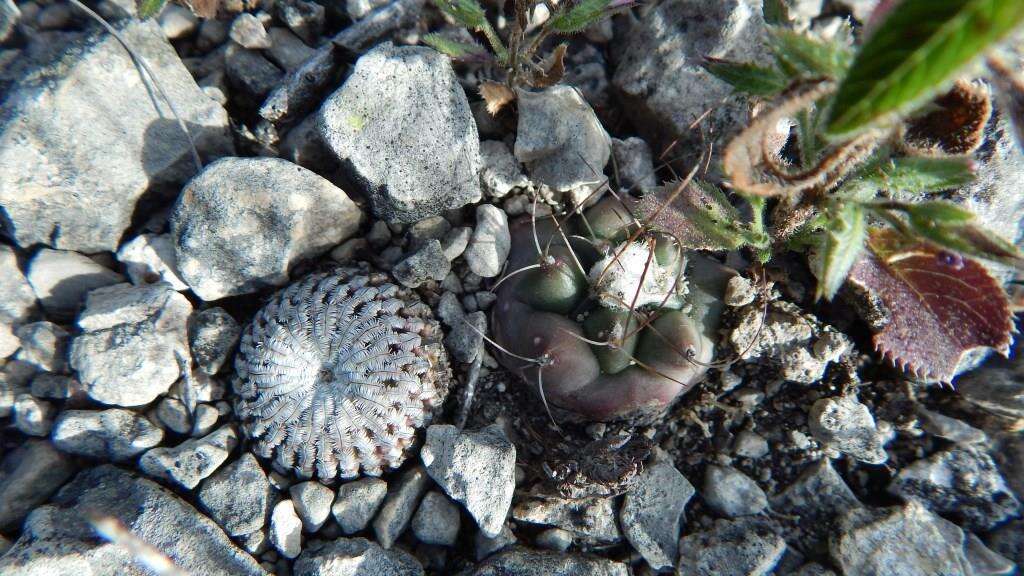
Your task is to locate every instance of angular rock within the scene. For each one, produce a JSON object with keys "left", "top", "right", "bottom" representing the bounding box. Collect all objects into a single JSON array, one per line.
[
  {"left": 266, "top": 28, "right": 316, "bottom": 73},
  {"left": 139, "top": 424, "right": 238, "bottom": 490},
  {"left": 513, "top": 496, "right": 621, "bottom": 546},
  {"left": 480, "top": 140, "right": 529, "bottom": 199},
  {"left": 612, "top": 0, "right": 765, "bottom": 169},
  {"left": 464, "top": 204, "right": 510, "bottom": 278},
  {"left": 13, "top": 393, "right": 54, "bottom": 436},
  {"left": 51, "top": 408, "right": 164, "bottom": 461},
  {"left": 189, "top": 307, "right": 241, "bottom": 375},
  {"left": 117, "top": 233, "right": 189, "bottom": 291},
  {"left": 889, "top": 445, "right": 1021, "bottom": 532},
  {"left": 291, "top": 481, "right": 336, "bottom": 533},
  {"left": 514, "top": 85, "right": 611, "bottom": 202},
  {"left": 156, "top": 396, "right": 192, "bottom": 434},
  {"left": 171, "top": 157, "right": 362, "bottom": 300},
  {"left": 770, "top": 459, "right": 861, "bottom": 554},
  {"left": 271, "top": 499, "right": 304, "bottom": 559},
  {"left": 197, "top": 453, "right": 271, "bottom": 537},
  {"left": 809, "top": 394, "right": 888, "bottom": 464},
  {"left": 0, "top": 439, "right": 76, "bottom": 532},
  {"left": 677, "top": 517, "right": 786, "bottom": 576},
  {"left": 30, "top": 372, "right": 77, "bottom": 400},
  {"left": 229, "top": 13, "right": 271, "bottom": 49},
  {"left": 0, "top": 245, "right": 38, "bottom": 357},
  {"left": 26, "top": 249, "right": 124, "bottom": 320},
  {"left": 0, "top": 360, "right": 34, "bottom": 417},
  {"left": 469, "top": 546, "right": 628, "bottom": 576},
  {"left": 611, "top": 137, "right": 657, "bottom": 194},
  {"left": 225, "top": 47, "right": 283, "bottom": 105},
  {"left": 70, "top": 282, "right": 192, "bottom": 407},
  {"left": 158, "top": 4, "right": 198, "bottom": 39},
  {"left": 421, "top": 424, "right": 516, "bottom": 538},
  {"left": 277, "top": 0, "right": 324, "bottom": 45},
  {"left": 333, "top": 477, "right": 389, "bottom": 534},
  {"left": 411, "top": 491, "right": 461, "bottom": 546},
  {"left": 475, "top": 523, "right": 518, "bottom": 561},
  {"left": 619, "top": 459, "right": 694, "bottom": 570},
  {"left": 293, "top": 537, "right": 424, "bottom": 576},
  {"left": 445, "top": 310, "right": 486, "bottom": 363},
  {"left": 407, "top": 216, "right": 451, "bottom": 251},
  {"left": 372, "top": 465, "right": 431, "bottom": 548},
  {"left": 392, "top": 240, "right": 451, "bottom": 287},
  {"left": 318, "top": 43, "right": 481, "bottom": 223},
  {"left": 15, "top": 321, "right": 68, "bottom": 373},
  {"left": 536, "top": 528, "right": 573, "bottom": 552},
  {"left": 0, "top": 20, "right": 232, "bottom": 253},
  {"left": 702, "top": 464, "right": 768, "bottom": 518},
  {"left": 0, "top": 465, "right": 263, "bottom": 576},
  {"left": 830, "top": 502, "right": 973, "bottom": 576}
]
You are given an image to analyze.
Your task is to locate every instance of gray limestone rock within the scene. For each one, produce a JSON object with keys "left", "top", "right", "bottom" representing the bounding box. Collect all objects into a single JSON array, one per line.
[
  {"left": 51, "top": 408, "right": 164, "bottom": 461},
  {"left": 0, "top": 439, "right": 76, "bottom": 532},
  {"left": 26, "top": 249, "right": 125, "bottom": 320},
  {"left": 139, "top": 424, "right": 238, "bottom": 490},
  {"left": 293, "top": 537, "right": 424, "bottom": 576},
  {"left": 619, "top": 459, "right": 695, "bottom": 570},
  {"left": 332, "top": 477, "right": 389, "bottom": 535}
]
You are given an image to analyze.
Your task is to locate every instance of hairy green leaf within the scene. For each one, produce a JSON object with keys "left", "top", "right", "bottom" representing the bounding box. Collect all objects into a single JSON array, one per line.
[
  {"left": 547, "top": 0, "right": 612, "bottom": 34},
  {"left": 635, "top": 180, "right": 750, "bottom": 251},
  {"left": 864, "top": 157, "right": 976, "bottom": 194},
  {"left": 137, "top": 0, "right": 168, "bottom": 19},
  {"left": 909, "top": 219, "right": 1024, "bottom": 269},
  {"left": 433, "top": 0, "right": 488, "bottom": 30},
  {"left": 763, "top": 0, "right": 790, "bottom": 25},
  {"left": 423, "top": 33, "right": 489, "bottom": 59},
  {"left": 815, "top": 201, "right": 866, "bottom": 300},
  {"left": 826, "top": 0, "right": 1024, "bottom": 136},
  {"left": 904, "top": 200, "right": 976, "bottom": 225},
  {"left": 767, "top": 26, "right": 853, "bottom": 78},
  {"left": 703, "top": 58, "right": 789, "bottom": 97}
]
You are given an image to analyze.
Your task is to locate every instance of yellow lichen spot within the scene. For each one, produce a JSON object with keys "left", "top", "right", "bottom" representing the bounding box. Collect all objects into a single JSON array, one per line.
[{"left": 346, "top": 114, "right": 365, "bottom": 131}]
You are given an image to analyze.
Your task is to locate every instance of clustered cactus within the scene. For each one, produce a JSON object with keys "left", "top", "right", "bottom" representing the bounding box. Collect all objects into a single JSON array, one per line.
[
  {"left": 492, "top": 197, "right": 729, "bottom": 422},
  {"left": 234, "top": 266, "right": 450, "bottom": 481}
]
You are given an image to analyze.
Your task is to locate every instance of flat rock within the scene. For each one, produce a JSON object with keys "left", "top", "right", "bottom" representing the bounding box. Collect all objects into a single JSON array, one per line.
[
  {"left": 333, "top": 477, "right": 389, "bottom": 534},
  {"left": 271, "top": 499, "right": 304, "bottom": 559},
  {"left": 171, "top": 156, "right": 362, "bottom": 300},
  {"left": 411, "top": 490, "right": 461, "bottom": 546},
  {"left": 198, "top": 453, "right": 272, "bottom": 537},
  {"left": 293, "top": 537, "right": 424, "bottom": 576},
  {"left": 620, "top": 459, "right": 694, "bottom": 570},
  {"left": 139, "top": 424, "right": 238, "bottom": 490},
  {"left": 677, "top": 517, "right": 786, "bottom": 576},
  {"left": 0, "top": 20, "right": 232, "bottom": 253},
  {"left": 70, "top": 282, "right": 192, "bottom": 407},
  {"left": 0, "top": 465, "right": 264, "bottom": 576},
  {"left": 468, "top": 546, "right": 628, "bottom": 576},
  {"left": 464, "top": 204, "right": 510, "bottom": 278},
  {"left": 0, "top": 438, "right": 76, "bottom": 532},
  {"left": 15, "top": 320, "right": 69, "bottom": 373},
  {"left": 889, "top": 445, "right": 1021, "bottom": 532},
  {"left": 809, "top": 394, "right": 887, "bottom": 464},
  {"left": 318, "top": 43, "right": 481, "bottom": 223},
  {"left": 117, "top": 233, "right": 188, "bottom": 291},
  {"left": 421, "top": 424, "right": 516, "bottom": 538},
  {"left": 702, "top": 464, "right": 767, "bottom": 518},
  {"left": 189, "top": 307, "right": 241, "bottom": 375},
  {"left": 770, "top": 459, "right": 861, "bottom": 554},
  {"left": 513, "top": 495, "right": 621, "bottom": 546},
  {"left": 0, "top": 244, "right": 38, "bottom": 357},
  {"left": 479, "top": 140, "right": 529, "bottom": 198},
  {"left": 27, "top": 249, "right": 124, "bottom": 320},
  {"left": 372, "top": 465, "right": 431, "bottom": 548},
  {"left": 51, "top": 408, "right": 164, "bottom": 461},
  {"left": 830, "top": 502, "right": 973, "bottom": 576},
  {"left": 291, "top": 481, "right": 336, "bottom": 533}
]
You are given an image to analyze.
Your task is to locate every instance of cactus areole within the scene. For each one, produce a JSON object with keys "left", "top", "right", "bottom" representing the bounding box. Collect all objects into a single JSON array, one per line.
[{"left": 492, "top": 197, "right": 728, "bottom": 422}]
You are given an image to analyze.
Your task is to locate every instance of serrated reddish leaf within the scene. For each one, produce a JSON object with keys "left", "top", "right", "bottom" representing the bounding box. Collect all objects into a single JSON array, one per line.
[{"left": 847, "top": 228, "right": 1013, "bottom": 383}]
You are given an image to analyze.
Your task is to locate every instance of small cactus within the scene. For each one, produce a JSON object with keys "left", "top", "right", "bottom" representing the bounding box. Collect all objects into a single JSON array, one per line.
[
  {"left": 234, "top": 266, "right": 450, "bottom": 481},
  {"left": 492, "top": 196, "right": 729, "bottom": 422}
]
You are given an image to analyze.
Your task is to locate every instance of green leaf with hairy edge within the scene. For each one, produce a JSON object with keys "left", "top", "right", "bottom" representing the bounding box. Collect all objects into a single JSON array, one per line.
[
  {"left": 704, "top": 58, "right": 789, "bottom": 97},
  {"left": 423, "top": 33, "right": 488, "bottom": 59},
  {"left": 433, "top": 0, "right": 488, "bottom": 29},
  {"left": 547, "top": 0, "right": 612, "bottom": 34},
  {"left": 763, "top": 0, "right": 790, "bottom": 25},
  {"left": 908, "top": 219, "right": 1024, "bottom": 269},
  {"left": 767, "top": 26, "right": 853, "bottom": 78},
  {"left": 815, "top": 201, "right": 866, "bottom": 300},
  {"left": 636, "top": 180, "right": 750, "bottom": 251},
  {"left": 905, "top": 201, "right": 976, "bottom": 225},
  {"left": 137, "top": 0, "right": 167, "bottom": 19},
  {"left": 826, "top": 0, "right": 1024, "bottom": 136},
  {"left": 865, "top": 157, "right": 976, "bottom": 194}
]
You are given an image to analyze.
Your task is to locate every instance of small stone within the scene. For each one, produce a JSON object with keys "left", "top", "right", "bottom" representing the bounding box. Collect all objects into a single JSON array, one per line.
[
  {"left": 366, "top": 221, "right": 393, "bottom": 249},
  {"left": 513, "top": 496, "right": 621, "bottom": 546},
  {"left": 158, "top": 4, "right": 198, "bottom": 39},
  {"left": 270, "top": 500, "right": 304, "bottom": 559},
  {"left": 470, "top": 546, "right": 628, "bottom": 576},
  {"left": 13, "top": 394, "right": 54, "bottom": 436},
  {"left": 27, "top": 249, "right": 124, "bottom": 320},
  {"left": 291, "top": 481, "right": 336, "bottom": 533},
  {"left": 0, "top": 245, "right": 38, "bottom": 358},
  {"left": 986, "top": 519, "right": 1024, "bottom": 569},
  {"left": 611, "top": 137, "right": 657, "bottom": 194},
  {"left": 915, "top": 407, "right": 987, "bottom": 445},
  {"left": 965, "top": 533, "right": 1016, "bottom": 576},
  {"left": 230, "top": 13, "right": 271, "bottom": 49},
  {"left": 445, "top": 311, "right": 486, "bottom": 364},
  {"left": 889, "top": 445, "right": 1021, "bottom": 532},
  {"left": 51, "top": 408, "right": 164, "bottom": 461},
  {"left": 480, "top": 140, "right": 530, "bottom": 199},
  {"left": 464, "top": 205, "right": 511, "bottom": 278},
  {"left": 535, "top": 528, "right": 573, "bottom": 552},
  {"left": 318, "top": 44, "right": 482, "bottom": 223},
  {"left": 117, "top": 233, "right": 188, "bottom": 291},
  {"left": 620, "top": 459, "right": 695, "bottom": 570},
  {"left": 0, "top": 439, "right": 76, "bottom": 532},
  {"left": 30, "top": 372, "right": 76, "bottom": 400},
  {"left": 156, "top": 396, "right": 193, "bottom": 434},
  {"left": 332, "top": 477, "right": 389, "bottom": 534},
  {"left": 238, "top": 529, "right": 269, "bottom": 555},
  {"left": 276, "top": 0, "right": 324, "bottom": 45},
  {"left": 197, "top": 453, "right": 271, "bottom": 537},
  {"left": 331, "top": 237, "right": 368, "bottom": 263},
  {"left": 703, "top": 465, "right": 768, "bottom": 518},
  {"left": 71, "top": 282, "right": 192, "bottom": 407},
  {"left": 197, "top": 18, "right": 228, "bottom": 50},
  {"left": 373, "top": 465, "right": 431, "bottom": 548},
  {"left": 408, "top": 216, "right": 452, "bottom": 252},
  {"left": 771, "top": 460, "right": 861, "bottom": 554},
  {"left": 474, "top": 523, "right": 517, "bottom": 561},
  {"left": 15, "top": 321, "right": 69, "bottom": 373},
  {"left": 809, "top": 394, "right": 888, "bottom": 464},
  {"left": 393, "top": 240, "right": 451, "bottom": 288},
  {"left": 192, "top": 403, "right": 220, "bottom": 436},
  {"left": 724, "top": 275, "right": 757, "bottom": 307},
  {"left": 189, "top": 307, "right": 241, "bottom": 375},
  {"left": 225, "top": 46, "right": 283, "bottom": 105},
  {"left": 734, "top": 430, "right": 769, "bottom": 459},
  {"left": 421, "top": 424, "right": 516, "bottom": 538},
  {"left": 412, "top": 491, "right": 461, "bottom": 546},
  {"left": 266, "top": 28, "right": 315, "bottom": 73},
  {"left": 678, "top": 517, "right": 786, "bottom": 576},
  {"left": 0, "top": 360, "right": 34, "bottom": 417},
  {"left": 139, "top": 424, "right": 238, "bottom": 490},
  {"left": 293, "top": 537, "right": 424, "bottom": 576},
  {"left": 515, "top": 85, "right": 611, "bottom": 203}
]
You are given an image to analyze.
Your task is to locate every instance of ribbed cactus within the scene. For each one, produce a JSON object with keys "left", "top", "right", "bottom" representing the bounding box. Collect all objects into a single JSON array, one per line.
[
  {"left": 492, "top": 197, "right": 728, "bottom": 422},
  {"left": 234, "top": 266, "right": 450, "bottom": 481}
]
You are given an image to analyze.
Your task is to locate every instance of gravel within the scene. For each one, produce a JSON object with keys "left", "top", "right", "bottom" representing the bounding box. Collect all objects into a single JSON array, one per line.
[
  {"left": 702, "top": 464, "right": 768, "bottom": 518},
  {"left": 26, "top": 249, "right": 125, "bottom": 320},
  {"left": 333, "top": 477, "right": 389, "bottom": 534},
  {"left": 411, "top": 490, "right": 462, "bottom": 546},
  {"left": 392, "top": 240, "right": 451, "bottom": 287},
  {"left": 513, "top": 495, "right": 621, "bottom": 546},
  {"left": 372, "top": 465, "right": 432, "bottom": 549},
  {"left": 809, "top": 394, "right": 888, "bottom": 464},
  {"left": 291, "top": 481, "right": 336, "bottom": 533},
  {"left": 620, "top": 458, "right": 695, "bottom": 570},
  {"left": 0, "top": 439, "right": 76, "bottom": 532},
  {"left": 677, "top": 517, "right": 786, "bottom": 576},
  {"left": 479, "top": 140, "right": 530, "bottom": 199},
  {"left": 139, "top": 424, "right": 238, "bottom": 490},
  {"left": 51, "top": 408, "right": 164, "bottom": 461},
  {"left": 116, "top": 233, "right": 189, "bottom": 291},
  {"left": 469, "top": 547, "right": 628, "bottom": 576},
  {"left": 271, "top": 499, "right": 304, "bottom": 559},
  {"left": 464, "top": 204, "right": 511, "bottom": 278},
  {"left": 293, "top": 537, "right": 424, "bottom": 576}
]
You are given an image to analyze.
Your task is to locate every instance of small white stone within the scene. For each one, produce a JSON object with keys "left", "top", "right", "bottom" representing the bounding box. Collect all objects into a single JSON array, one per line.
[{"left": 270, "top": 500, "right": 303, "bottom": 559}]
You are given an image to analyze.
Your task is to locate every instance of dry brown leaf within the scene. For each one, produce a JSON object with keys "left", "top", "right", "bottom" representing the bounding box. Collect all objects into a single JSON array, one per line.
[
  {"left": 480, "top": 81, "right": 516, "bottom": 116},
  {"left": 901, "top": 80, "right": 993, "bottom": 157},
  {"left": 530, "top": 44, "right": 568, "bottom": 89}
]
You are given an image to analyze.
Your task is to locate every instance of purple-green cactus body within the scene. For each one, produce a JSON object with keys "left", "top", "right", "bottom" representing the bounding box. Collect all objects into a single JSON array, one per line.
[{"left": 492, "top": 199, "right": 728, "bottom": 422}]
